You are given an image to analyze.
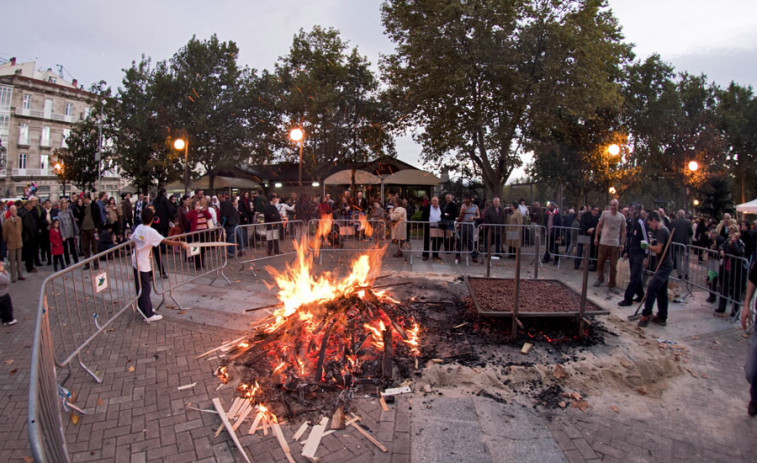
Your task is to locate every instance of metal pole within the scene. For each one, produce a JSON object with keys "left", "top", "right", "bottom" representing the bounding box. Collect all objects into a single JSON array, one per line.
[
  {"left": 298, "top": 141, "right": 303, "bottom": 197},
  {"left": 97, "top": 104, "right": 103, "bottom": 193},
  {"left": 512, "top": 247, "right": 521, "bottom": 342},
  {"left": 578, "top": 234, "right": 591, "bottom": 339},
  {"left": 184, "top": 144, "right": 189, "bottom": 196}
]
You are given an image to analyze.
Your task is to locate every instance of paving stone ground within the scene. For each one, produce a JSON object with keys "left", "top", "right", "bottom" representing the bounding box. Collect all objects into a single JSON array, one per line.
[{"left": 3, "top": 251, "right": 757, "bottom": 462}]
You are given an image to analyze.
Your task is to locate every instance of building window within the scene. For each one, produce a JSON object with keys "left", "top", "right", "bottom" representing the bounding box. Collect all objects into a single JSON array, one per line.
[
  {"left": 41, "top": 126, "right": 51, "bottom": 147},
  {"left": 44, "top": 99, "right": 53, "bottom": 119},
  {"left": 18, "top": 123, "right": 29, "bottom": 145},
  {"left": 19, "top": 153, "right": 27, "bottom": 169},
  {"left": 22, "top": 94, "right": 32, "bottom": 110},
  {"left": 61, "top": 128, "right": 71, "bottom": 148},
  {"left": 65, "top": 102, "right": 74, "bottom": 116},
  {"left": 0, "top": 114, "right": 9, "bottom": 130},
  {"left": 84, "top": 107, "right": 92, "bottom": 119},
  {"left": 40, "top": 154, "right": 49, "bottom": 170},
  {"left": 0, "top": 86, "right": 11, "bottom": 111}
]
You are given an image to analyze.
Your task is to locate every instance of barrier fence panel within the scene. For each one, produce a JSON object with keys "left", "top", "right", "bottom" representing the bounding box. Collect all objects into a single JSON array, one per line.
[
  {"left": 404, "top": 220, "right": 466, "bottom": 263},
  {"left": 151, "top": 227, "right": 231, "bottom": 309},
  {"left": 665, "top": 243, "right": 750, "bottom": 318},
  {"left": 29, "top": 241, "right": 141, "bottom": 463},
  {"left": 232, "top": 220, "right": 304, "bottom": 272},
  {"left": 307, "top": 218, "right": 387, "bottom": 254}
]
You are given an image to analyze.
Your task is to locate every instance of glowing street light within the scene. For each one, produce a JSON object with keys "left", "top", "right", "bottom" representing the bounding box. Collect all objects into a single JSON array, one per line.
[
  {"left": 608, "top": 186, "right": 617, "bottom": 195},
  {"left": 608, "top": 144, "right": 620, "bottom": 156},
  {"left": 693, "top": 199, "right": 700, "bottom": 207},
  {"left": 174, "top": 137, "right": 189, "bottom": 195},
  {"left": 290, "top": 127, "right": 305, "bottom": 195},
  {"left": 688, "top": 160, "right": 699, "bottom": 172}
]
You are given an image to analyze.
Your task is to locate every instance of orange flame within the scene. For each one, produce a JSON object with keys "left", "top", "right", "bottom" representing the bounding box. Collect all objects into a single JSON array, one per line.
[{"left": 358, "top": 214, "right": 373, "bottom": 238}]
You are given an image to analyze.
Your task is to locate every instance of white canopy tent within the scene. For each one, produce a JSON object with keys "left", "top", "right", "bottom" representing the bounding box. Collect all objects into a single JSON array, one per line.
[
  {"left": 189, "top": 175, "right": 261, "bottom": 190},
  {"left": 736, "top": 198, "right": 757, "bottom": 213},
  {"left": 323, "top": 169, "right": 382, "bottom": 186},
  {"left": 381, "top": 170, "right": 442, "bottom": 186}
]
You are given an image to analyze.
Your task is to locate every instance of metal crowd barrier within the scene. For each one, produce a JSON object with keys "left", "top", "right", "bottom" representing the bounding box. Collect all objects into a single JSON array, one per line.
[
  {"left": 307, "top": 218, "right": 387, "bottom": 254},
  {"left": 29, "top": 241, "right": 141, "bottom": 463},
  {"left": 544, "top": 225, "right": 600, "bottom": 269},
  {"left": 404, "top": 220, "right": 469, "bottom": 263},
  {"left": 231, "top": 220, "right": 304, "bottom": 273},
  {"left": 666, "top": 243, "right": 750, "bottom": 317},
  {"left": 152, "top": 227, "right": 231, "bottom": 310}
]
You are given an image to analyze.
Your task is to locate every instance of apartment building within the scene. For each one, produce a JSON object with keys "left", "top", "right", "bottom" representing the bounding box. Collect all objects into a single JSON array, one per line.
[{"left": 0, "top": 58, "right": 123, "bottom": 199}]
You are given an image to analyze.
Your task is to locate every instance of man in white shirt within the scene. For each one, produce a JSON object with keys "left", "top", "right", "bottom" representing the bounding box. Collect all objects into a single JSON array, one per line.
[{"left": 132, "top": 208, "right": 189, "bottom": 322}]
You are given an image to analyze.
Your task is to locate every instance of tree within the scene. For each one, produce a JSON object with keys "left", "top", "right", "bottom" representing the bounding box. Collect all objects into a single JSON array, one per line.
[
  {"left": 273, "top": 26, "right": 395, "bottom": 170},
  {"left": 717, "top": 82, "right": 757, "bottom": 203},
  {"left": 53, "top": 116, "right": 105, "bottom": 192},
  {"left": 164, "top": 35, "right": 272, "bottom": 190},
  {"left": 111, "top": 56, "right": 182, "bottom": 193},
  {"left": 381, "top": 0, "right": 631, "bottom": 197}
]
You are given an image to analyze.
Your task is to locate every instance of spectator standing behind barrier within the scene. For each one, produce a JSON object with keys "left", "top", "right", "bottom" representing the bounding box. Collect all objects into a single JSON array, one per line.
[
  {"left": 263, "top": 194, "right": 282, "bottom": 256},
  {"left": 638, "top": 211, "right": 673, "bottom": 328},
  {"left": 187, "top": 199, "right": 213, "bottom": 269},
  {"left": 542, "top": 202, "right": 562, "bottom": 264},
  {"left": 441, "top": 194, "right": 458, "bottom": 253},
  {"left": 483, "top": 197, "right": 506, "bottom": 257},
  {"left": 421, "top": 196, "right": 443, "bottom": 261},
  {"left": 670, "top": 210, "right": 693, "bottom": 280},
  {"left": 57, "top": 200, "right": 79, "bottom": 266},
  {"left": 619, "top": 205, "right": 648, "bottom": 307},
  {"left": 389, "top": 198, "right": 408, "bottom": 258},
  {"left": 576, "top": 206, "right": 600, "bottom": 271},
  {"left": 121, "top": 193, "right": 133, "bottom": 230},
  {"left": 39, "top": 199, "right": 54, "bottom": 266},
  {"left": 49, "top": 218, "right": 66, "bottom": 272},
  {"left": 220, "top": 194, "right": 242, "bottom": 257},
  {"left": 81, "top": 194, "right": 103, "bottom": 270},
  {"left": 131, "top": 208, "right": 190, "bottom": 322},
  {"left": 456, "top": 195, "right": 480, "bottom": 264},
  {"left": 20, "top": 200, "right": 38, "bottom": 274},
  {"left": 594, "top": 200, "right": 626, "bottom": 293},
  {"left": 716, "top": 226, "right": 746, "bottom": 317},
  {"left": 0, "top": 262, "right": 16, "bottom": 325},
  {"left": 506, "top": 201, "right": 524, "bottom": 258},
  {"left": 29, "top": 197, "right": 44, "bottom": 267},
  {"left": 3, "top": 206, "right": 24, "bottom": 282}
]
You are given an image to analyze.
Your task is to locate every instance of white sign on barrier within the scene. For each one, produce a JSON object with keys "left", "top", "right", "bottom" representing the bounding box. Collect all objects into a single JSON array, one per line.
[
  {"left": 188, "top": 246, "right": 201, "bottom": 257},
  {"left": 94, "top": 272, "right": 108, "bottom": 293}
]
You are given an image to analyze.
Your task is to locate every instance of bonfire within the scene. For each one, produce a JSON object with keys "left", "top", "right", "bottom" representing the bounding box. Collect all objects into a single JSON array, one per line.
[{"left": 215, "top": 215, "right": 421, "bottom": 422}]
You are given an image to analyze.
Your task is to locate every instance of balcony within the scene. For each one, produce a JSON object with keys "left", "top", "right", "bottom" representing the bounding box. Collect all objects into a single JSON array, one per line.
[
  {"left": 15, "top": 108, "right": 74, "bottom": 122},
  {"left": 11, "top": 168, "right": 56, "bottom": 177}
]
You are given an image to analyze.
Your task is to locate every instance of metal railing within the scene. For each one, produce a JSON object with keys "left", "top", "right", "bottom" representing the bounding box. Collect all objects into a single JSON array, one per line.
[
  {"left": 307, "top": 217, "right": 387, "bottom": 254},
  {"left": 231, "top": 219, "right": 304, "bottom": 273},
  {"left": 152, "top": 227, "right": 231, "bottom": 310},
  {"left": 29, "top": 241, "right": 141, "bottom": 463}
]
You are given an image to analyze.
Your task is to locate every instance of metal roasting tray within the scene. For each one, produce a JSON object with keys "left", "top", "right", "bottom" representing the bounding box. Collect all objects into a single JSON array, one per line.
[{"left": 465, "top": 276, "right": 610, "bottom": 319}]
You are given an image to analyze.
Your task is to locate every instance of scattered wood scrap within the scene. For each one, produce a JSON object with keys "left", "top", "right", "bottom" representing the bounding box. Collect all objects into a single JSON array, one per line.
[
  {"left": 521, "top": 342, "right": 533, "bottom": 355},
  {"left": 292, "top": 422, "right": 309, "bottom": 441},
  {"left": 348, "top": 413, "right": 388, "bottom": 453},
  {"left": 302, "top": 417, "right": 329, "bottom": 460},
  {"left": 211, "top": 398, "right": 251, "bottom": 463},
  {"left": 272, "top": 422, "right": 296, "bottom": 463}
]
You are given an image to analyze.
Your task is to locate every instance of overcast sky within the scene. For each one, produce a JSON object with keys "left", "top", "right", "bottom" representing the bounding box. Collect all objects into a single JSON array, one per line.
[{"left": 3, "top": 0, "right": 756, "bottom": 174}]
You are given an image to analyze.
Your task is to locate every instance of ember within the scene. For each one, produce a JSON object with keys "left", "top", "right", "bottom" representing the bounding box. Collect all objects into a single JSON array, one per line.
[{"left": 216, "top": 233, "right": 422, "bottom": 422}]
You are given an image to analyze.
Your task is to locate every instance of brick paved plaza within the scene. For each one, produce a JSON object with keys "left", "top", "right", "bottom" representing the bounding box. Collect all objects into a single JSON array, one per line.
[{"left": 3, "top": 256, "right": 757, "bottom": 462}]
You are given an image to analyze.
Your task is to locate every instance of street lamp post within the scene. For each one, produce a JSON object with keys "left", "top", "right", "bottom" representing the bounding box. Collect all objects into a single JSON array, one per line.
[
  {"left": 605, "top": 144, "right": 621, "bottom": 205},
  {"left": 685, "top": 160, "right": 699, "bottom": 216},
  {"left": 289, "top": 128, "right": 304, "bottom": 197},
  {"left": 54, "top": 161, "right": 65, "bottom": 197},
  {"left": 174, "top": 138, "right": 189, "bottom": 196}
]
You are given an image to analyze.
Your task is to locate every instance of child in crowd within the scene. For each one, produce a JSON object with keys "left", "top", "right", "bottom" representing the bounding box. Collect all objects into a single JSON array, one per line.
[
  {"left": 0, "top": 262, "right": 16, "bottom": 325},
  {"left": 49, "top": 218, "right": 66, "bottom": 272}
]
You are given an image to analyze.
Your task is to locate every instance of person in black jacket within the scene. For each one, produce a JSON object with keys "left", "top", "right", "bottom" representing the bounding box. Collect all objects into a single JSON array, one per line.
[
  {"left": 151, "top": 188, "right": 171, "bottom": 238},
  {"left": 575, "top": 206, "right": 600, "bottom": 271},
  {"left": 482, "top": 197, "right": 506, "bottom": 256},
  {"left": 440, "top": 194, "right": 458, "bottom": 252},
  {"left": 20, "top": 200, "right": 38, "bottom": 273},
  {"left": 220, "top": 194, "right": 242, "bottom": 257},
  {"left": 619, "top": 204, "right": 648, "bottom": 306},
  {"left": 263, "top": 195, "right": 281, "bottom": 256}
]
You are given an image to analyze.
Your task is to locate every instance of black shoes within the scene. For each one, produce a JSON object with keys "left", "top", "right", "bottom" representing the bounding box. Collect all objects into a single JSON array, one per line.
[
  {"left": 749, "top": 401, "right": 757, "bottom": 417},
  {"left": 618, "top": 300, "right": 633, "bottom": 307},
  {"left": 637, "top": 316, "right": 650, "bottom": 327},
  {"left": 633, "top": 296, "right": 644, "bottom": 303},
  {"left": 706, "top": 295, "right": 717, "bottom": 303},
  {"left": 651, "top": 316, "right": 667, "bottom": 326}
]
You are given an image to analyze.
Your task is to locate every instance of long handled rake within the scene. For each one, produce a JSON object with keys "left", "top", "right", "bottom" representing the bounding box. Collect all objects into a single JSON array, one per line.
[{"left": 628, "top": 231, "right": 675, "bottom": 321}]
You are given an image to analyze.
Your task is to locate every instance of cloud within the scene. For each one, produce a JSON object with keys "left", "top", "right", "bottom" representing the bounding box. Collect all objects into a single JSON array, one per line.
[{"left": 667, "top": 47, "right": 757, "bottom": 88}]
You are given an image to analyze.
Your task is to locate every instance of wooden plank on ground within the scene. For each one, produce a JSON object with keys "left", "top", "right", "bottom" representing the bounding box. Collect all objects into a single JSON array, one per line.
[
  {"left": 211, "top": 398, "right": 251, "bottom": 463},
  {"left": 349, "top": 413, "right": 388, "bottom": 453},
  {"left": 272, "top": 422, "right": 296, "bottom": 463},
  {"left": 292, "top": 422, "right": 309, "bottom": 441},
  {"left": 232, "top": 402, "right": 254, "bottom": 431},
  {"left": 302, "top": 417, "right": 329, "bottom": 460}
]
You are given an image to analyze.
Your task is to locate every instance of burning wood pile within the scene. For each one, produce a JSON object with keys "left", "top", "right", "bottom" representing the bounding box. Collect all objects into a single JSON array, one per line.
[{"left": 214, "top": 237, "right": 421, "bottom": 428}]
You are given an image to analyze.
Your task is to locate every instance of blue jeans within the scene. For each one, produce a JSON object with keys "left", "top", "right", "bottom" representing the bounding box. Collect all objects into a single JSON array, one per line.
[{"left": 456, "top": 223, "right": 478, "bottom": 259}]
